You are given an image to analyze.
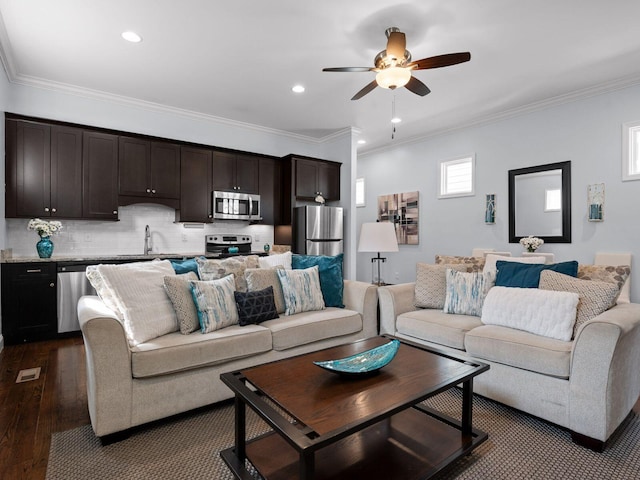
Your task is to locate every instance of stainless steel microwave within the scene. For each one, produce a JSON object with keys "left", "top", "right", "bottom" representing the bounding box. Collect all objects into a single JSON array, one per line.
[{"left": 212, "top": 191, "right": 261, "bottom": 221}]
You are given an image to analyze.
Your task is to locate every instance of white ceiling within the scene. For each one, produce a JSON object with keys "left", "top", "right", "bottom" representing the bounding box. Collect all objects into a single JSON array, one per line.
[{"left": 2, "top": 1, "right": 640, "bottom": 153}]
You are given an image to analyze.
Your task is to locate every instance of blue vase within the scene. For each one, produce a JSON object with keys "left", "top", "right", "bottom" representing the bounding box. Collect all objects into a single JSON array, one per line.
[{"left": 36, "top": 236, "right": 54, "bottom": 258}]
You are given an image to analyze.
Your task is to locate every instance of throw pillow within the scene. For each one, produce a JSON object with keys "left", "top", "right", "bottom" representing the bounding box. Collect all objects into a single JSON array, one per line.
[
  {"left": 577, "top": 264, "right": 631, "bottom": 292},
  {"left": 163, "top": 272, "right": 200, "bottom": 334},
  {"left": 443, "top": 269, "right": 495, "bottom": 317},
  {"left": 86, "top": 265, "right": 123, "bottom": 318},
  {"left": 169, "top": 257, "right": 202, "bottom": 277},
  {"left": 258, "top": 251, "right": 292, "bottom": 270},
  {"left": 495, "top": 260, "right": 578, "bottom": 288},
  {"left": 481, "top": 286, "right": 579, "bottom": 342},
  {"left": 291, "top": 253, "right": 344, "bottom": 308},
  {"left": 435, "top": 255, "right": 485, "bottom": 272},
  {"left": 234, "top": 286, "right": 279, "bottom": 326},
  {"left": 195, "top": 255, "right": 260, "bottom": 292},
  {"left": 189, "top": 275, "right": 239, "bottom": 333},
  {"left": 245, "top": 267, "right": 286, "bottom": 314},
  {"left": 277, "top": 265, "right": 325, "bottom": 315},
  {"left": 414, "top": 263, "right": 470, "bottom": 309},
  {"left": 95, "top": 260, "right": 178, "bottom": 346},
  {"left": 539, "top": 270, "right": 621, "bottom": 337},
  {"left": 483, "top": 254, "right": 545, "bottom": 277}
]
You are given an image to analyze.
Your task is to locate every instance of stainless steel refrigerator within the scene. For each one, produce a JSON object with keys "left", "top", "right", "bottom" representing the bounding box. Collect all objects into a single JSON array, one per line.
[{"left": 294, "top": 206, "right": 343, "bottom": 255}]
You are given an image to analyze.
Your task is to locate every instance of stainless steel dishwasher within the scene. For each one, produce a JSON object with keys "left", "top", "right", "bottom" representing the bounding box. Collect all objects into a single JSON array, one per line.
[{"left": 57, "top": 262, "right": 97, "bottom": 333}]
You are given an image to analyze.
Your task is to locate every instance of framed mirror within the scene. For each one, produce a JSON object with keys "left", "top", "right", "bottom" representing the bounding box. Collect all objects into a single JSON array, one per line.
[{"left": 508, "top": 161, "right": 571, "bottom": 243}]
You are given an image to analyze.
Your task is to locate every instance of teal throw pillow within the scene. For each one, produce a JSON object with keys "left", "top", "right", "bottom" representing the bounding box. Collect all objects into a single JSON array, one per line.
[
  {"left": 443, "top": 269, "right": 495, "bottom": 317},
  {"left": 495, "top": 260, "right": 578, "bottom": 288},
  {"left": 291, "top": 253, "right": 344, "bottom": 308},
  {"left": 170, "top": 257, "right": 202, "bottom": 278}
]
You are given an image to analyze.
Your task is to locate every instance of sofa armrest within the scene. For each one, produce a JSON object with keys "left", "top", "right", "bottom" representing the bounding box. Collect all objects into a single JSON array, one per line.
[
  {"left": 78, "top": 295, "right": 134, "bottom": 437},
  {"left": 569, "top": 302, "right": 640, "bottom": 441},
  {"left": 378, "top": 283, "right": 416, "bottom": 336},
  {"left": 343, "top": 280, "right": 379, "bottom": 338}
]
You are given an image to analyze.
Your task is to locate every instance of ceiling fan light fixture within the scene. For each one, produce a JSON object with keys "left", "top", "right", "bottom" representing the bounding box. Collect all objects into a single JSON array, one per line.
[
  {"left": 376, "top": 67, "right": 411, "bottom": 90},
  {"left": 121, "top": 31, "right": 142, "bottom": 43}
]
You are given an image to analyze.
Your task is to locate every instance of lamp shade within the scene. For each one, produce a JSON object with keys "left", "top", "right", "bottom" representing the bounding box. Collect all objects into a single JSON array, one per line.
[
  {"left": 375, "top": 67, "right": 411, "bottom": 89},
  {"left": 358, "top": 222, "right": 399, "bottom": 252}
]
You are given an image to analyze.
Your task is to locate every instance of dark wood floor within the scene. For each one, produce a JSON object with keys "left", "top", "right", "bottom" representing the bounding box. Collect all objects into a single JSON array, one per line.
[
  {"left": 0, "top": 336, "right": 639, "bottom": 480},
  {"left": 0, "top": 336, "right": 89, "bottom": 480}
]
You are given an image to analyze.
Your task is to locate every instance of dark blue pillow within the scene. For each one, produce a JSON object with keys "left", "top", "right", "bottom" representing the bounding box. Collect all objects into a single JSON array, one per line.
[
  {"left": 495, "top": 260, "right": 578, "bottom": 288},
  {"left": 170, "top": 257, "right": 202, "bottom": 278},
  {"left": 291, "top": 253, "right": 344, "bottom": 308}
]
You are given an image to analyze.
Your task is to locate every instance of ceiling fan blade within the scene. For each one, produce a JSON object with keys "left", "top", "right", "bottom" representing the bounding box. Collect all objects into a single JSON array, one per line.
[
  {"left": 351, "top": 80, "right": 378, "bottom": 101},
  {"left": 405, "top": 76, "right": 431, "bottom": 96},
  {"left": 386, "top": 31, "right": 406, "bottom": 59},
  {"left": 323, "top": 67, "right": 375, "bottom": 72},
  {"left": 409, "top": 52, "right": 471, "bottom": 70}
]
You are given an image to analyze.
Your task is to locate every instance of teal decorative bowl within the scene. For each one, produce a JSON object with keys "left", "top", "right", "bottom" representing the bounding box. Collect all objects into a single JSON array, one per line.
[{"left": 313, "top": 339, "right": 400, "bottom": 377}]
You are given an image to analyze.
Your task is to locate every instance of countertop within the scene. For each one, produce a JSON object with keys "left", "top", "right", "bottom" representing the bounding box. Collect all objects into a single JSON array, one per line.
[{"left": 1, "top": 251, "right": 268, "bottom": 265}]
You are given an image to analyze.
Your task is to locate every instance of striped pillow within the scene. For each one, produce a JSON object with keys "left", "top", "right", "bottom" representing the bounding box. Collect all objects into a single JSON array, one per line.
[
  {"left": 276, "top": 266, "right": 325, "bottom": 315},
  {"left": 189, "top": 275, "right": 238, "bottom": 333},
  {"left": 444, "top": 269, "right": 495, "bottom": 317}
]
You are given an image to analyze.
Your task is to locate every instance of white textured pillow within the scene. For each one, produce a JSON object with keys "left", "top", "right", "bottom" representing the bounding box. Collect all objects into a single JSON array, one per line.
[
  {"left": 483, "top": 254, "right": 545, "bottom": 277},
  {"left": 277, "top": 265, "right": 325, "bottom": 315},
  {"left": 95, "top": 260, "right": 178, "bottom": 346},
  {"left": 259, "top": 251, "right": 292, "bottom": 270},
  {"left": 189, "top": 275, "right": 238, "bottom": 333},
  {"left": 481, "top": 286, "right": 579, "bottom": 341}
]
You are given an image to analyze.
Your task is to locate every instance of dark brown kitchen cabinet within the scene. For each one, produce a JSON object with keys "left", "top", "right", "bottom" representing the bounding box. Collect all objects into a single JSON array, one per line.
[
  {"left": 5, "top": 120, "right": 83, "bottom": 218},
  {"left": 82, "top": 131, "right": 119, "bottom": 220},
  {"left": 118, "top": 137, "right": 180, "bottom": 207},
  {"left": 258, "top": 157, "right": 281, "bottom": 225},
  {"left": 176, "top": 146, "right": 213, "bottom": 222},
  {"left": 212, "top": 151, "right": 259, "bottom": 194},
  {"left": 294, "top": 157, "right": 340, "bottom": 201},
  {"left": 1, "top": 262, "right": 57, "bottom": 344}
]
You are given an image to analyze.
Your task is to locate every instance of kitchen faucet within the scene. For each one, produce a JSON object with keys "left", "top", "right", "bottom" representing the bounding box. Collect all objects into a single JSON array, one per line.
[{"left": 144, "top": 225, "right": 152, "bottom": 255}]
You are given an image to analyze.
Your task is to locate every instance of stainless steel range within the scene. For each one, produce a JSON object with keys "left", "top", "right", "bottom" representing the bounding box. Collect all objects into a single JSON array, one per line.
[{"left": 205, "top": 234, "right": 253, "bottom": 256}]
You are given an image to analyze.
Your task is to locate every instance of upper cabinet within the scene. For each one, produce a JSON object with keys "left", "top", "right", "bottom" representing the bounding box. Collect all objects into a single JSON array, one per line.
[
  {"left": 6, "top": 120, "right": 83, "bottom": 219},
  {"left": 176, "top": 146, "right": 213, "bottom": 223},
  {"left": 258, "top": 156, "right": 281, "bottom": 225},
  {"left": 212, "top": 151, "right": 259, "bottom": 194},
  {"left": 82, "top": 131, "right": 119, "bottom": 220},
  {"left": 293, "top": 156, "right": 341, "bottom": 201},
  {"left": 118, "top": 136, "right": 180, "bottom": 208}
]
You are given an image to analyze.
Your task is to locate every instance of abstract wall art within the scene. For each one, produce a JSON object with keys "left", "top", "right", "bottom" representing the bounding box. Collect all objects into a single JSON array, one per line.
[{"left": 377, "top": 191, "right": 419, "bottom": 245}]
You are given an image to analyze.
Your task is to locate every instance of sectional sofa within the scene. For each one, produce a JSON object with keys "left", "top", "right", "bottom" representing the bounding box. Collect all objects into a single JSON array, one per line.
[
  {"left": 78, "top": 253, "right": 378, "bottom": 440},
  {"left": 378, "top": 254, "right": 640, "bottom": 451}
]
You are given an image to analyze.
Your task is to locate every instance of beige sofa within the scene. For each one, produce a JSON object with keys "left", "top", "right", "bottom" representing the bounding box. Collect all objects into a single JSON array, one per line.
[
  {"left": 378, "top": 271, "right": 640, "bottom": 451},
  {"left": 78, "top": 279, "right": 378, "bottom": 441}
]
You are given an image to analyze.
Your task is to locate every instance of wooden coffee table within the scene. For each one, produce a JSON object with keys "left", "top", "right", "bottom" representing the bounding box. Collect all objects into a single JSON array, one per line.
[{"left": 220, "top": 336, "right": 489, "bottom": 480}]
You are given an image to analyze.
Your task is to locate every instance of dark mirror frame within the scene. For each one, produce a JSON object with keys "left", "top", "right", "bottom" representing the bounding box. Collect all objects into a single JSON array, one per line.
[{"left": 508, "top": 160, "right": 572, "bottom": 244}]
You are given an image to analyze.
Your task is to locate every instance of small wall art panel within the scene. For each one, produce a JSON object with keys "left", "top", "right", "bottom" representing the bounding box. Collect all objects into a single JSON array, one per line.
[
  {"left": 377, "top": 191, "right": 419, "bottom": 245},
  {"left": 485, "top": 194, "right": 496, "bottom": 224},
  {"left": 587, "top": 183, "right": 605, "bottom": 221}
]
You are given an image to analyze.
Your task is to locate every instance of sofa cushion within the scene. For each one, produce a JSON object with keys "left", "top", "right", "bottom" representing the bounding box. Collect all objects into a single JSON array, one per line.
[
  {"left": 539, "top": 270, "right": 620, "bottom": 337},
  {"left": 196, "top": 255, "right": 260, "bottom": 292},
  {"left": 130, "top": 324, "right": 272, "bottom": 378},
  {"left": 234, "top": 287, "right": 279, "bottom": 326},
  {"left": 495, "top": 260, "right": 579, "bottom": 288},
  {"left": 465, "top": 325, "right": 572, "bottom": 378},
  {"left": 414, "top": 263, "right": 469, "bottom": 309},
  {"left": 396, "top": 309, "right": 482, "bottom": 350},
  {"left": 481, "top": 286, "right": 579, "bottom": 341},
  {"left": 190, "top": 275, "right": 239, "bottom": 333},
  {"left": 259, "top": 251, "right": 292, "bottom": 269},
  {"left": 292, "top": 253, "right": 345, "bottom": 308},
  {"left": 164, "top": 272, "right": 200, "bottom": 334},
  {"left": 261, "top": 308, "right": 362, "bottom": 351},
  {"left": 95, "top": 260, "right": 178, "bottom": 346},
  {"left": 245, "top": 267, "right": 286, "bottom": 314},
  {"left": 444, "top": 269, "right": 495, "bottom": 316},
  {"left": 277, "top": 266, "right": 326, "bottom": 315}
]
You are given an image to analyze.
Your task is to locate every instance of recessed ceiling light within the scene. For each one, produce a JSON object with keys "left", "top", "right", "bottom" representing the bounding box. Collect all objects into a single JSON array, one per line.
[
  {"left": 292, "top": 85, "right": 305, "bottom": 93},
  {"left": 121, "top": 31, "right": 142, "bottom": 43},
  {"left": 391, "top": 117, "right": 402, "bottom": 124},
  {"left": 357, "top": 139, "right": 366, "bottom": 145}
]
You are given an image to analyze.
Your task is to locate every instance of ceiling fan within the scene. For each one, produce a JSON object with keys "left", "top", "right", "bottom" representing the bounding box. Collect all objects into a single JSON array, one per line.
[{"left": 323, "top": 27, "right": 471, "bottom": 100}]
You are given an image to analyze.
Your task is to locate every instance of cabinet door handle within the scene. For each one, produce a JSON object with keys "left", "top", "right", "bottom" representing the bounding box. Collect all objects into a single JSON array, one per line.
[
  {"left": 146, "top": 188, "right": 151, "bottom": 193},
  {"left": 49, "top": 282, "right": 55, "bottom": 288},
  {"left": 112, "top": 210, "right": 118, "bottom": 215},
  {"left": 151, "top": 189, "right": 156, "bottom": 194},
  {"left": 44, "top": 207, "right": 50, "bottom": 212},
  {"left": 27, "top": 269, "right": 42, "bottom": 273},
  {"left": 51, "top": 208, "right": 57, "bottom": 213}
]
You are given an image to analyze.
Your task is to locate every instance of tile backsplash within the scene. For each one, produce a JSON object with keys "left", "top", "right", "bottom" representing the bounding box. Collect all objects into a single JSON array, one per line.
[{"left": 6, "top": 204, "right": 274, "bottom": 258}]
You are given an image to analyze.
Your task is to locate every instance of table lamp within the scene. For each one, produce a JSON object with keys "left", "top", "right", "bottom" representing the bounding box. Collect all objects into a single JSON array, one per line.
[{"left": 358, "top": 222, "right": 399, "bottom": 285}]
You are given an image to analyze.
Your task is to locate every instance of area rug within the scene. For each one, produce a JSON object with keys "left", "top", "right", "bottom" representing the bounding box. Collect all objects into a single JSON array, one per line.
[{"left": 46, "top": 390, "right": 640, "bottom": 479}]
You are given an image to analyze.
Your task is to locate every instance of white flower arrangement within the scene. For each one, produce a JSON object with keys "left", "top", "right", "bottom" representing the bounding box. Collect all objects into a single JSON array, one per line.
[
  {"left": 28, "top": 218, "right": 63, "bottom": 238},
  {"left": 519, "top": 235, "right": 544, "bottom": 252}
]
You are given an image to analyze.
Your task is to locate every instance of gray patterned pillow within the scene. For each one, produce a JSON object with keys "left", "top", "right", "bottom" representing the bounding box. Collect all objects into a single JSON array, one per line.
[
  {"left": 245, "top": 267, "right": 286, "bottom": 314},
  {"left": 164, "top": 272, "right": 199, "bottom": 334},
  {"left": 414, "top": 263, "right": 470, "bottom": 309},
  {"left": 540, "top": 270, "right": 620, "bottom": 338},
  {"left": 435, "top": 255, "right": 486, "bottom": 272},
  {"left": 196, "top": 255, "right": 260, "bottom": 292}
]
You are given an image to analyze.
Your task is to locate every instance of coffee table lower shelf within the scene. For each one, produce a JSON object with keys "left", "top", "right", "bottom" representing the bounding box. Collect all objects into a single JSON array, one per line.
[{"left": 221, "top": 404, "right": 487, "bottom": 480}]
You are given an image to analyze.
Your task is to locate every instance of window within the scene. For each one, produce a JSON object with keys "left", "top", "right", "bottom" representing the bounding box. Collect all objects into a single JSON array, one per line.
[
  {"left": 623, "top": 121, "right": 640, "bottom": 181},
  {"left": 355, "top": 177, "right": 365, "bottom": 207},
  {"left": 544, "top": 188, "right": 561, "bottom": 212},
  {"left": 438, "top": 155, "right": 475, "bottom": 198}
]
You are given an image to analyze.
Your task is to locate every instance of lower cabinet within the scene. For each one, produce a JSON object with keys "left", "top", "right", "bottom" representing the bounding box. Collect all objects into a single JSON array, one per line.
[{"left": 1, "top": 263, "right": 57, "bottom": 344}]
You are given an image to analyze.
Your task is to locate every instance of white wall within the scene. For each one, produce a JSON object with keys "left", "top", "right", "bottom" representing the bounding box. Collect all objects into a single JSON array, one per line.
[{"left": 357, "top": 83, "right": 640, "bottom": 302}]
